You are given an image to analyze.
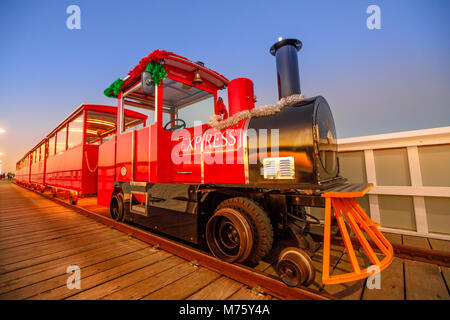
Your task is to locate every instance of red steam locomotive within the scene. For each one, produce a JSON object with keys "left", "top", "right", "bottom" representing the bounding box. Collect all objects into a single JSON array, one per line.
[{"left": 16, "top": 39, "right": 393, "bottom": 287}]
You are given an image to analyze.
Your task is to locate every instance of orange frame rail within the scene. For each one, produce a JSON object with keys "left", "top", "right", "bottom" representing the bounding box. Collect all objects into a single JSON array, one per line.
[{"left": 321, "top": 185, "right": 394, "bottom": 285}]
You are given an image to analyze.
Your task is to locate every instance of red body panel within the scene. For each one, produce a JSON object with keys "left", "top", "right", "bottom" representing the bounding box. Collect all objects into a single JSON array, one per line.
[
  {"left": 203, "top": 121, "right": 247, "bottom": 184},
  {"left": 170, "top": 125, "right": 206, "bottom": 183},
  {"left": 16, "top": 156, "right": 30, "bottom": 184},
  {"left": 228, "top": 78, "right": 255, "bottom": 116},
  {"left": 46, "top": 144, "right": 85, "bottom": 193},
  {"left": 97, "top": 136, "right": 116, "bottom": 207},
  {"left": 30, "top": 159, "right": 45, "bottom": 186},
  {"left": 134, "top": 126, "right": 150, "bottom": 181},
  {"left": 116, "top": 131, "right": 133, "bottom": 182},
  {"left": 83, "top": 145, "right": 99, "bottom": 194}
]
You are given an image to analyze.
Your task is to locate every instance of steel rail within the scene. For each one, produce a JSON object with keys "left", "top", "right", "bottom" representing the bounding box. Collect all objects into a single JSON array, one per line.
[
  {"left": 15, "top": 183, "right": 335, "bottom": 300},
  {"left": 331, "top": 237, "right": 450, "bottom": 267}
]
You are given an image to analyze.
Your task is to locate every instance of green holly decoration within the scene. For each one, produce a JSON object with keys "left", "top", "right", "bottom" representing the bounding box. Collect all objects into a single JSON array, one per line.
[
  {"left": 145, "top": 61, "right": 167, "bottom": 86},
  {"left": 104, "top": 78, "right": 124, "bottom": 98}
]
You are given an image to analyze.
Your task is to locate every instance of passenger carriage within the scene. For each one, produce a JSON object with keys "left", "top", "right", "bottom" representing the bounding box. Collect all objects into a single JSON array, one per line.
[{"left": 16, "top": 104, "right": 147, "bottom": 204}]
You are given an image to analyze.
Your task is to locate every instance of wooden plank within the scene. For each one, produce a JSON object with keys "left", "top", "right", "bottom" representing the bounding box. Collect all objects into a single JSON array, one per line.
[
  {"left": 382, "top": 232, "right": 402, "bottom": 246},
  {"left": 0, "top": 216, "right": 90, "bottom": 235},
  {"left": 0, "top": 227, "right": 111, "bottom": 263},
  {"left": 0, "top": 212, "right": 79, "bottom": 229},
  {"left": 0, "top": 239, "right": 148, "bottom": 290},
  {"left": 429, "top": 238, "right": 450, "bottom": 252},
  {"left": 1, "top": 247, "right": 156, "bottom": 299},
  {"left": 0, "top": 217, "right": 97, "bottom": 238},
  {"left": 441, "top": 267, "right": 450, "bottom": 288},
  {"left": 0, "top": 207, "right": 70, "bottom": 220},
  {"left": 227, "top": 287, "right": 271, "bottom": 300},
  {"left": 141, "top": 267, "right": 221, "bottom": 300},
  {"left": 402, "top": 235, "right": 430, "bottom": 249},
  {"left": 186, "top": 276, "right": 242, "bottom": 300},
  {"left": 322, "top": 249, "right": 366, "bottom": 300},
  {"left": 0, "top": 205, "right": 71, "bottom": 216},
  {"left": 102, "top": 262, "right": 197, "bottom": 300},
  {"left": 254, "top": 245, "right": 279, "bottom": 276},
  {"left": 27, "top": 250, "right": 172, "bottom": 300},
  {"left": 309, "top": 244, "right": 345, "bottom": 291},
  {"left": 67, "top": 255, "right": 184, "bottom": 300},
  {"left": 362, "top": 257, "right": 404, "bottom": 300},
  {"left": 404, "top": 260, "right": 449, "bottom": 300},
  {"left": 0, "top": 231, "right": 132, "bottom": 268},
  {"left": 0, "top": 236, "right": 144, "bottom": 281},
  {"left": 0, "top": 223, "right": 105, "bottom": 250}
]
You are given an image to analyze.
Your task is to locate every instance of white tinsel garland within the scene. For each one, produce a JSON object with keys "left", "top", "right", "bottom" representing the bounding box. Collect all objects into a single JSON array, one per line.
[{"left": 208, "top": 94, "right": 305, "bottom": 130}]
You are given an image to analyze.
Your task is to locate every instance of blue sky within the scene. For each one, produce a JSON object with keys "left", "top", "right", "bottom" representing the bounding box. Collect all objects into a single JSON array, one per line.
[{"left": 0, "top": 0, "right": 449, "bottom": 172}]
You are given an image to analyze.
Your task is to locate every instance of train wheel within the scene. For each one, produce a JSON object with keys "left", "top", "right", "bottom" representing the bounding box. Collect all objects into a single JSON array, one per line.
[
  {"left": 69, "top": 193, "right": 78, "bottom": 205},
  {"left": 110, "top": 194, "right": 124, "bottom": 221},
  {"left": 277, "top": 247, "right": 315, "bottom": 287},
  {"left": 206, "top": 207, "right": 253, "bottom": 263},
  {"left": 214, "top": 197, "right": 273, "bottom": 266}
]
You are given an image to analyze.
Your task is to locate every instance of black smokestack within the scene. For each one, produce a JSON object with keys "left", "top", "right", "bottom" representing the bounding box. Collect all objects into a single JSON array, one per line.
[{"left": 270, "top": 38, "right": 302, "bottom": 99}]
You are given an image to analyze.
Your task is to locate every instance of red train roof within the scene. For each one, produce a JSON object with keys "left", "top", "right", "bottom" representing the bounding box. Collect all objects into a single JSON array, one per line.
[
  {"left": 46, "top": 104, "right": 146, "bottom": 138},
  {"left": 119, "top": 49, "right": 229, "bottom": 93}
]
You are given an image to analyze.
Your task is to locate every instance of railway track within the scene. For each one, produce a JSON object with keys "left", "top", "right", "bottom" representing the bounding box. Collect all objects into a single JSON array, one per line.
[
  {"left": 331, "top": 236, "right": 450, "bottom": 268},
  {"left": 14, "top": 183, "right": 334, "bottom": 300}
]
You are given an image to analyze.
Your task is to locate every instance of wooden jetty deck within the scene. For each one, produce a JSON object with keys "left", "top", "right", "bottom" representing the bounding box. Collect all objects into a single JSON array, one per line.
[
  {"left": 1, "top": 180, "right": 449, "bottom": 300},
  {"left": 0, "top": 181, "right": 272, "bottom": 300}
]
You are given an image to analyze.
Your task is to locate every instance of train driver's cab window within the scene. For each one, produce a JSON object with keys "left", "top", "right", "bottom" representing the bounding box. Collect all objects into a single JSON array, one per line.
[
  {"left": 162, "top": 78, "right": 214, "bottom": 130},
  {"left": 119, "top": 89, "right": 152, "bottom": 134},
  {"left": 121, "top": 78, "right": 214, "bottom": 132}
]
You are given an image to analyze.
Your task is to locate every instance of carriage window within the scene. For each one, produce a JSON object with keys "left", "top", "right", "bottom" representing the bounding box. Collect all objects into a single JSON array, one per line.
[
  {"left": 86, "top": 111, "right": 117, "bottom": 144},
  {"left": 39, "top": 144, "right": 45, "bottom": 161},
  {"left": 68, "top": 114, "right": 84, "bottom": 148},
  {"left": 48, "top": 135, "right": 56, "bottom": 156},
  {"left": 56, "top": 126, "right": 67, "bottom": 153}
]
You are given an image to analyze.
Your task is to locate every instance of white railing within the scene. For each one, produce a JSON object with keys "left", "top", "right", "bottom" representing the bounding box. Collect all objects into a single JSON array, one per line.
[{"left": 338, "top": 126, "right": 450, "bottom": 240}]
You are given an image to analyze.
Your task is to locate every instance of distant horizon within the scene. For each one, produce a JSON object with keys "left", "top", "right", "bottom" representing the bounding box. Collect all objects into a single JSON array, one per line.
[{"left": 1, "top": 0, "right": 449, "bottom": 173}]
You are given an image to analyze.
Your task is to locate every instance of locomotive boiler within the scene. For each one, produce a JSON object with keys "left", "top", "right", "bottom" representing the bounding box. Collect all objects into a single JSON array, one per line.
[{"left": 84, "top": 38, "right": 395, "bottom": 287}]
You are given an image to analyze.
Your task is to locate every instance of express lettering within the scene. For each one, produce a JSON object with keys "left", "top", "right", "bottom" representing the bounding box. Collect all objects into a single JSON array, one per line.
[{"left": 180, "top": 129, "right": 240, "bottom": 153}]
